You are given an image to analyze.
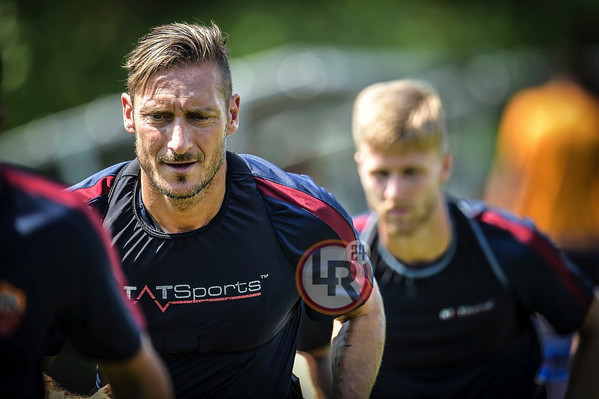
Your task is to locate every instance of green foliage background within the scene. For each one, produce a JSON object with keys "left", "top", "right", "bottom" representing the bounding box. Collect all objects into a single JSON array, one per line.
[{"left": 1, "top": 0, "right": 597, "bottom": 131}]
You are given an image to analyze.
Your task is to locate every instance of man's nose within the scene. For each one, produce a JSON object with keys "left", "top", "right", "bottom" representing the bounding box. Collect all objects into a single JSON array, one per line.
[
  {"left": 383, "top": 174, "right": 405, "bottom": 199},
  {"left": 168, "top": 120, "right": 193, "bottom": 154}
]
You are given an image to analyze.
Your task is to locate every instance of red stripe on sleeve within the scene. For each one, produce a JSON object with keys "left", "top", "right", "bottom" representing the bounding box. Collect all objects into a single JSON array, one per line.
[
  {"left": 352, "top": 214, "right": 369, "bottom": 234},
  {"left": 254, "top": 177, "right": 357, "bottom": 245},
  {"left": 70, "top": 175, "right": 116, "bottom": 203},
  {"left": 481, "top": 211, "right": 592, "bottom": 309},
  {"left": 4, "top": 167, "right": 147, "bottom": 329},
  {"left": 81, "top": 206, "right": 148, "bottom": 330},
  {"left": 5, "top": 168, "right": 75, "bottom": 208}
]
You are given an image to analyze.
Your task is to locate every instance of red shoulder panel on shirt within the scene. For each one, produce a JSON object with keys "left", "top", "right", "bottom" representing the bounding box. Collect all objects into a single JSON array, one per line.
[
  {"left": 254, "top": 176, "right": 357, "bottom": 245},
  {"left": 70, "top": 175, "right": 116, "bottom": 203},
  {"left": 479, "top": 209, "right": 592, "bottom": 309}
]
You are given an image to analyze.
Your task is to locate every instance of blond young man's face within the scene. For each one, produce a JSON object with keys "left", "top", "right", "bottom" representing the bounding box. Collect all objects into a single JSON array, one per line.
[{"left": 355, "top": 143, "right": 451, "bottom": 238}]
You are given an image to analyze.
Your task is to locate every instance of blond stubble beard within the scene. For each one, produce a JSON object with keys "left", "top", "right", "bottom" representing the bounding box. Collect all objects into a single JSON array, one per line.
[{"left": 383, "top": 194, "right": 437, "bottom": 239}]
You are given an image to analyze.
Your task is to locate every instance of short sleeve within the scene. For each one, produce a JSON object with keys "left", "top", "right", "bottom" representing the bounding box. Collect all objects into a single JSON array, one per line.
[
  {"left": 245, "top": 153, "right": 374, "bottom": 318},
  {"left": 482, "top": 213, "right": 595, "bottom": 334},
  {"left": 297, "top": 303, "right": 334, "bottom": 351},
  {"left": 56, "top": 206, "right": 144, "bottom": 361}
]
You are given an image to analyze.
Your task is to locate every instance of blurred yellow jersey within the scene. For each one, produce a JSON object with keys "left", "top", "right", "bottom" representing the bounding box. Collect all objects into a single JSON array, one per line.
[{"left": 485, "top": 80, "right": 599, "bottom": 249}]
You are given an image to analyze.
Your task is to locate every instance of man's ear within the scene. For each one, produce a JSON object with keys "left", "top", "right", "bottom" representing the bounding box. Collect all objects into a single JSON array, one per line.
[
  {"left": 226, "top": 93, "right": 241, "bottom": 136},
  {"left": 354, "top": 150, "right": 363, "bottom": 167},
  {"left": 354, "top": 150, "right": 366, "bottom": 178},
  {"left": 122, "top": 93, "right": 136, "bottom": 135},
  {"left": 440, "top": 151, "right": 453, "bottom": 185}
]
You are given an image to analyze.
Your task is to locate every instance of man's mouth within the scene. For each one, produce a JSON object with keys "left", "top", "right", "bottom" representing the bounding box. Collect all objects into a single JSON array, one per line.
[
  {"left": 388, "top": 205, "right": 410, "bottom": 217},
  {"left": 165, "top": 161, "right": 196, "bottom": 172}
]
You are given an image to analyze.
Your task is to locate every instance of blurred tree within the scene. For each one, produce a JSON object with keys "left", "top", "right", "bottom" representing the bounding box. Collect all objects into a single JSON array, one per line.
[{"left": 0, "top": 0, "right": 597, "bottom": 131}]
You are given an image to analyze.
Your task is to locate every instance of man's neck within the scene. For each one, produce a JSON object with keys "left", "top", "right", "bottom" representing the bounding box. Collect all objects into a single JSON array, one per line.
[{"left": 140, "top": 164, "right": 227, "bottom": 234}]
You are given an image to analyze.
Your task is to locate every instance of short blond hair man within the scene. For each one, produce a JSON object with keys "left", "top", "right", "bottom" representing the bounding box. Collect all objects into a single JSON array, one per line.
[{"left": 301, "top": 79, "right": 599, "bottom": 398}]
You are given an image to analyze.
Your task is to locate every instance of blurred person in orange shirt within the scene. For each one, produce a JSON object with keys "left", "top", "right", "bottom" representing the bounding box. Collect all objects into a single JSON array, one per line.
[
  {"left": 485, "top": 64, "right": 599, "bottom": 268},
  {"left": 485, "top": 46, "right": 599, "bottom": 399}
]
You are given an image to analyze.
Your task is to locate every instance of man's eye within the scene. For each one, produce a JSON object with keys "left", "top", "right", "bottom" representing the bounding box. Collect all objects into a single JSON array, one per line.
[
  {"left": 144, "top": 113, "right": 169, "bottom": 122},
  {"left": 372, "top": 171, "right": 389, "bottom": 179},
  {"left": 403, "top": 168, "right": 422, "bottom": 177}
]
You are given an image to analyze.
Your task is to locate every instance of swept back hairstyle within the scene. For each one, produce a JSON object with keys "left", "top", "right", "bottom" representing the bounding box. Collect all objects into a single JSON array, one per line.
[
  {"left": 124, "top": 21, "right": 232, "bottom": 103},
  {"left": 352, "top": 79, "right": 447, "bottom": 152}
]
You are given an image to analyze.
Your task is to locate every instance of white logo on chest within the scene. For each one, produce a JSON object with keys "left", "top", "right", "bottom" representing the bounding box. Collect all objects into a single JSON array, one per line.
[{"left": 438, "top": 298, "right": 496, "bottom": 320}]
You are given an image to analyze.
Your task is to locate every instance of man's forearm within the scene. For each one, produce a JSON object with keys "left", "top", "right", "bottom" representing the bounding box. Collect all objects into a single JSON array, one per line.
[
  {"left": 331, "top": 285, "right": 385, "bottom": 399},
  {"left": 43, "top": 374, "right": 96, "bottom": 399}
]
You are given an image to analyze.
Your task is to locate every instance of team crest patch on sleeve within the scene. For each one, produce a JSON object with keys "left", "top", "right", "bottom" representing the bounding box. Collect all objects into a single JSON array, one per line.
[
  {"left": 0, "top": 281, "right": 27, "bottom": 339},
  {"left": 296, "top": 239, "right": 373, "bottom": 316}
]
